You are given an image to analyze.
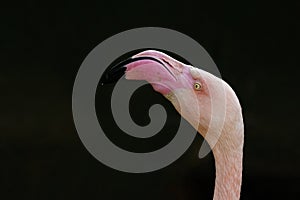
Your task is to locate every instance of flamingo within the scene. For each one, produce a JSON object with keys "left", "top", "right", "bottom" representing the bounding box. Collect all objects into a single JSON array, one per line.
[{"left": 101, "top": 50, "right": 244, "bottom": 200}]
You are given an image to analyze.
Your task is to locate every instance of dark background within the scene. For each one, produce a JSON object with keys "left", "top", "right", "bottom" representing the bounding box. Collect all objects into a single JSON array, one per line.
[{"left": 1, "top": 1, "right": 300, "bottom": 199}]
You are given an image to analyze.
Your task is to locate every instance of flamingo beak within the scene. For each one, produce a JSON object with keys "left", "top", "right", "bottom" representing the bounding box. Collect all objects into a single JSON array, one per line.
[
  {"left": 100, "top": 50, "right": 193, "bottom": 95},
  {"left": 100, "top": 55, "right": 177, "bottom": 93},
  {"left": 100, "top": 56, "right": 176, "bottom": 85}
]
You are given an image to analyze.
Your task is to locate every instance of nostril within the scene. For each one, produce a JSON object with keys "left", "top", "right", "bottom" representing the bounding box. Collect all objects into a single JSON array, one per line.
[
  {"left": 162, "top": 58, "right": 183, "bottom": 73},
  {"left": 161, "top": 58, "right": 172, "bottom": 67}
]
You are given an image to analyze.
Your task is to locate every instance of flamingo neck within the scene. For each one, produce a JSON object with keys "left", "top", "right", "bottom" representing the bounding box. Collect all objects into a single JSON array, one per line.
[
  {"left": 211, "top": 124, "right": 244, "bottom": 200},
  {"left": 213, "top": 146, "right": 243, "bottom": 200}
]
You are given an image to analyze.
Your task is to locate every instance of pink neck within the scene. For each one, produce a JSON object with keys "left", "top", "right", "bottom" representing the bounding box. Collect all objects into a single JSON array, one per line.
[
  {"left": 212, "top": 147, "right": 243, "bottom": 200},
  {"left": 210, "top": 125, "right": 244, "bottom": 200}
]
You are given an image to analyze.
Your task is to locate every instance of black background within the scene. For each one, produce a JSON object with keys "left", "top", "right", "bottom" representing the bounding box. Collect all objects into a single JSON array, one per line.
[{"left": 1, "top": 1, "right": 300, "bottom": 199}]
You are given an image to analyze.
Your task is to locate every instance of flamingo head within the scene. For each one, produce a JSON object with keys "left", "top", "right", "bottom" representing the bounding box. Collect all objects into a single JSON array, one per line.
[{"left": 101, "top": 50, "right": 243, "bottom": 142}]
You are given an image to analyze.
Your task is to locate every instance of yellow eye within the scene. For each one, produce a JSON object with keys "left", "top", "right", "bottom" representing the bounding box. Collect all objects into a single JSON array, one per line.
[{"left": 194, "top": 82, "right": 202, "bottom": 90}]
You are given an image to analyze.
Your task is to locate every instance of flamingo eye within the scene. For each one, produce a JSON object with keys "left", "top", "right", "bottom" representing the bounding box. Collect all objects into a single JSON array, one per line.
[{"left": 194, "top": 82, "right": 202, "bottom": 90}]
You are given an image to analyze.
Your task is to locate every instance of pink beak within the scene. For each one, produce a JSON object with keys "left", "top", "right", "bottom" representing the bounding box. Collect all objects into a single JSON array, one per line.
[{"left": 100, "top": 50, "right": 194, "bottom": 95}]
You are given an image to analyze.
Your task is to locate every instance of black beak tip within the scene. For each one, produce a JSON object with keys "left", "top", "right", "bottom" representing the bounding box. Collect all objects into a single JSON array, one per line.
[
  {"left": 100, "top": 56, "right": 166, "bottom": 85},
  {"left": 100, "top": 64, "right": 126, "bottom": 85}
]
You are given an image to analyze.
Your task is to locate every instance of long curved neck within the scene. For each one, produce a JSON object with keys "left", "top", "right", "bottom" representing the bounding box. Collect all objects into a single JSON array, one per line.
[
  {"left": 212, "top": 141, "right": 243, "bottom": 200},
  {"left": 210, "top": 119, "right": 244, "bottom": 200}
]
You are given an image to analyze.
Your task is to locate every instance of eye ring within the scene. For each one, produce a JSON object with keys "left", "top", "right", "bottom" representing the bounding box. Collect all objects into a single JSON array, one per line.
[{"left": 194, "top": 82, "right": 202, "bottom": 90}]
